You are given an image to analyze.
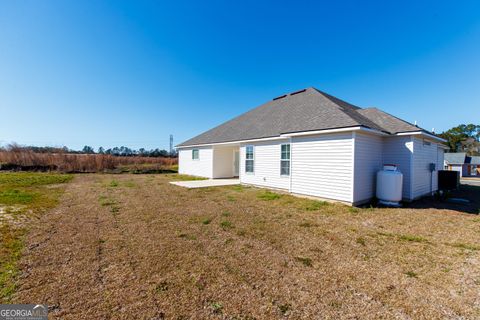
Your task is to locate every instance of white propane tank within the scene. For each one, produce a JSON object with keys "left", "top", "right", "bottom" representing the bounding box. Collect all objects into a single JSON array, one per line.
[{"left": 376, "top": 164, "right": 403, "bottom": 206}]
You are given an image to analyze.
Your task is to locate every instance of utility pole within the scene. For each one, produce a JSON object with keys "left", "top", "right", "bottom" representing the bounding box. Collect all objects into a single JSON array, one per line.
[{"left": 169, "top": 134, "right": 173, "bottom": 155}]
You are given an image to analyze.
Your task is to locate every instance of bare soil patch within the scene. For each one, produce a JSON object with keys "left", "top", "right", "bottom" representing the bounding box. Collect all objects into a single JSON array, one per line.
[{"left": 13, "top": 174, "right": 480, "bottom": 319}]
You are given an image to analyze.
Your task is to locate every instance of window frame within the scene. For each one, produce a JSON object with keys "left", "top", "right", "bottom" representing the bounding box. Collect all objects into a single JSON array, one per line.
[
  {"left": 245, "top": 145, "right": 254, "bottom": 174},
  {"left": 192, "top": 149, "right": 200, "bottom": 160},
  {"left": 280, "top": 143, "right": 291, "bottom": 176}
]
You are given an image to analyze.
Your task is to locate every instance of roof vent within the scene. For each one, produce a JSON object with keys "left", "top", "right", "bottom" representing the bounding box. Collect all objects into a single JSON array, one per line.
[
  {"left": 273, "top": 94, "right": 287, "bottom": 101},
  {"left": 290, "top": 89, "right": 307, "bottom": 96}
]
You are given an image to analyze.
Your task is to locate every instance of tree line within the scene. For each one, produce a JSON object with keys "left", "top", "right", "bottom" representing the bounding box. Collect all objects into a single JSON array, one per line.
[
  {"left": 438, "top": 124, "right": 480, "bottom": 155},
  {"left": 1, "top": 143, "right": 177, "bottom": 158},
  {"left": 81, "top": 145, "right": 177, "bottom": 157}
]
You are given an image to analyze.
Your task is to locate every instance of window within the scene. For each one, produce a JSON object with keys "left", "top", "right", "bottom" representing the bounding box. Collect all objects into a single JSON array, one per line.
[
  {"left": 281, "top": 144, "right": 290, "bottom": 176},
  {"left": 192, "top": 149, "right": 199, "bottom": 160},
  {"left": 245, "top": 145, "right": 254, "bottom": 173}
]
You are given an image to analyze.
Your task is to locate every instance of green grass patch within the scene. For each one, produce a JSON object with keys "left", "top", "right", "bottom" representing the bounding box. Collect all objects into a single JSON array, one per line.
[
  {"left": 222, "top": 211, "right": 231, "bottom": 217},
  {"left": 398, "top": 234, "right": 429, "bottom": 243},
  {"left": 449, "top": 242, "right": 480, "bottom": 251},
  {"left": 202, "top": 217, "right": 212, "bottom": 225},
  {"left": 155, "top": 281, "right": 169, "bottom": 293},
  {"left": 0, "top": 172, "right": 72, "bottom": 303},
  {"left": 375, "top": 231, "right": 429, "bottom": 244},
  {"left": 0, "top": 225, "right": 24, "bottom": 302},
  {"left": 110, "top": 206, "right": 120, "bottom": 214},
  {"left": 0, "top": 172, "right": 73, "bottom": 188},
  {"left": 231, "top": 185, "right": 246, "bottom": 192},
  {"left": 405, "top": 271, "right": 418, "bottom": 278},
  {"left": 124, "top": 181, "right": 136, "bottom": 188},
  {"left": 210, "top": 302, "right": 223, "bottom": 314},
  {"left": 99, "top": 196, "right": 117, "bottom": 207},
  {"left": 109, "top": 180, "right": 119, "bottom": 187},
  {"left": 167, "top": 174, "right": 207, "bottom": 181},
  {"left": 375, "top": 231, "right": 395, "bottom": 238},
  {"left": 257, "top": 191, "right": 281, "bottom": 201},
  {"left": 304, "top": 200, "right": 328, "bottom": 211},
  {"left": 295, "top": 256, "right": 313, "bottom": 267},
  {"left": 220, "top": 220, "right": 233, "bottom": 230},
  {"left": 349, "top": 207, "right": 360, "bottom": 213},
  {"left": 0, "top": 189, "right": 35, "bottom": 205},
  {"left": 356, "top": 237, "right": 366, "bottom": 246}
]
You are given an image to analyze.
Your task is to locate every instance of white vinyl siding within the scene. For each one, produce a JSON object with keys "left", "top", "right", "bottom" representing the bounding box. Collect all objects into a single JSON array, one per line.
[
  {"left": 240, "top": 140, "right": 290, "bottom": 190},
  {"left": 411, "top": 138, "right": 440, "bottom": 198},
  {"left": 179, "top": 131, "right": 443, "bottom": 205},
  {"left": 290, "top": 133, "right": 354, "bottom": 203},
  {"left": 178, "top": 147, "right": 213, "bottom": 178},
  {"left": 353, "top": 132, "right": 383, "bottom": 204},
  {"left": 383, "top": 136, "right": 413, "bottom": 200}
]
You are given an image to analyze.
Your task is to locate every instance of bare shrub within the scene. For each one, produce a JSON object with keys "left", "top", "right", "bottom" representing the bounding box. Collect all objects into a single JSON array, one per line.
[{"left": 0, "top": 145, "right": 177, "bottom": 173}]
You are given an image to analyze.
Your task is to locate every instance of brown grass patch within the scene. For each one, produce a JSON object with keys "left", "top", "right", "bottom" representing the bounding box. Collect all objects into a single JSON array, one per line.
[
  {"left": 10, "top": 174, "right": 480, "bottom": 318},
  {"left": 0, "top": 149, "right": 176, "bottom": 173}
]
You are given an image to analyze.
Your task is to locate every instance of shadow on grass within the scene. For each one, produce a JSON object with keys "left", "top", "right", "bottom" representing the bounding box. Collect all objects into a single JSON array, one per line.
[
  {"left": 406, "top": 184, "right": 480, "bottom": 214},
  {"left": 361, "top": 184, "right": 480, "bottom": 214}
]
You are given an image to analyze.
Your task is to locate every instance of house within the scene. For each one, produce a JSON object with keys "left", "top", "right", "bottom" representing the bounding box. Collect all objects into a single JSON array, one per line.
[
  {"left": 177, "top": 88, "right": 447, "bottom": 205},
  {"left": 444, "top": 152, "right": 480, "bottom": 177}
]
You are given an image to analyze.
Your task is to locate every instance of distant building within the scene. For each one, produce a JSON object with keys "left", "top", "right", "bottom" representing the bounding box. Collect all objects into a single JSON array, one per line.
[{"left": 444, "top": 152, "right": 480, "bottom": 177}]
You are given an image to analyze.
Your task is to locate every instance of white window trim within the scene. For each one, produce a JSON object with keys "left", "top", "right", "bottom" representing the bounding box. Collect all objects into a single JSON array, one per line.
[
  {"left": 280, "top": 143, "right": 291, "bottom": 177},
  {"left": 245, "top": 145, "right": 255, "bottom": 174}
]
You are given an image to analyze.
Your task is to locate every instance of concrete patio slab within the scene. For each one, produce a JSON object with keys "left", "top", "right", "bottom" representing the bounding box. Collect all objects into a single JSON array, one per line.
[{"left": 170, "top": 179, "right": 240, "bottom": 189}]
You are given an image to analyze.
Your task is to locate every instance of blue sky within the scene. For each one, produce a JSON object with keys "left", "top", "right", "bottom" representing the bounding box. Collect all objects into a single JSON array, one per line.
[{"left": 1, "top": 0, "right": 479, "bottom": 151}]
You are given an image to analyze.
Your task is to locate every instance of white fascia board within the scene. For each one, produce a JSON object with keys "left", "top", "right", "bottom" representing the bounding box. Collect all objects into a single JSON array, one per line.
[
  {"left": 281, "top": 126, "right": 362, "bottom": 137},
  {"left": 280, "top": 126, "right": 389, "bottom": 137},
  {"left": 358, "top": 127, "right": 391, "bottom": 136},
  {"left": 177, "top": 126, "right": 389, "bottom": 149},
  {"left": 396, "top": 131, "right": 447, "bottom": 143},
  {"left": 176, "top": 136, "right": 286, "bottom": 149}
]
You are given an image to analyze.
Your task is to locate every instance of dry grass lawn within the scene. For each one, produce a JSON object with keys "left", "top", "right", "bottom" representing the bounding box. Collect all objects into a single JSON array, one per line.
[{"left": 10, "top": 174, "right": 480, "bottom": 319}]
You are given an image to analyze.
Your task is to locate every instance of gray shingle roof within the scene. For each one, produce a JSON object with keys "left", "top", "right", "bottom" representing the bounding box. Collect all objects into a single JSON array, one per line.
[
  {"left": 177, "top": 87, "right": 428, "bottom": 147},
  {"left": 356, "top": 108, "right": 420, "bottom": 134},
  {"left": 444, "top": 153, "right": 467, "bottom": 164},
  {"left": 467, "top": 156, "right": 480, "bottom": 165}
]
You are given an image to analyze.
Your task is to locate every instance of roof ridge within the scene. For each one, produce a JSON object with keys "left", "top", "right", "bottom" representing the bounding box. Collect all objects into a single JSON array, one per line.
[
  {"left": 310, "top": 88, "right": 361, "bottom": 110},
  {"left": 309, "top": 88, "right": 390, "bottom": 133},
  {"left": 359, "top": 107, "right": 425, "bottom": 133}
]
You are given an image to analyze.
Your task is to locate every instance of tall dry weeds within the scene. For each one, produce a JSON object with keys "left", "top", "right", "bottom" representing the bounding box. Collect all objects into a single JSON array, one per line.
[{"left": 0, "top": 148, "right": 177, "bottom": 173}]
